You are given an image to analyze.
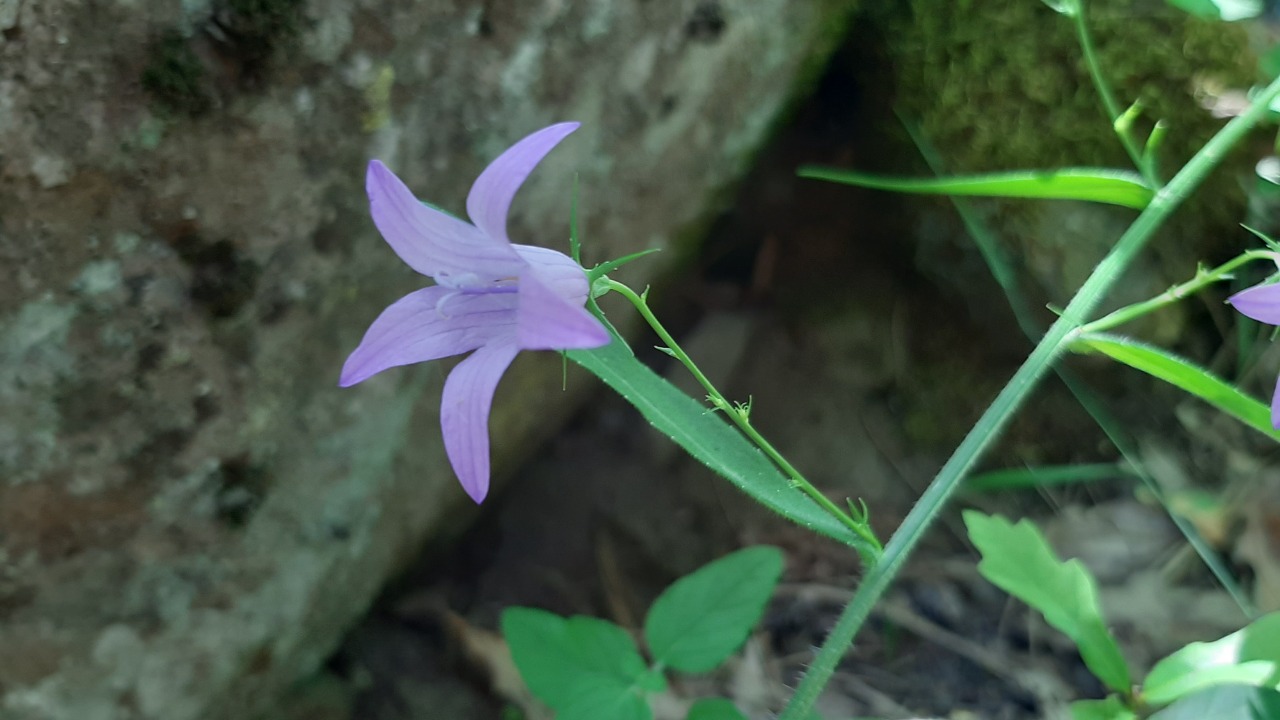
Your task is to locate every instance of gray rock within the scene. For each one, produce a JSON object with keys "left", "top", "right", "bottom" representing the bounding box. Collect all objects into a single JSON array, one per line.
[{"left": 0, "top": 0, "right": 856, "bottom": 717}]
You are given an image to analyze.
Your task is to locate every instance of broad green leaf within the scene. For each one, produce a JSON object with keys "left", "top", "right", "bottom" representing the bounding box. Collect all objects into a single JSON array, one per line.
[
  {"left": 1163, "top": 0, "right": 1263, "bottom": 20},
  {"left": 644, "top": 546, "right": 783, "bottom": 673},
  {"left": 687, "top": 698, "right": 749, "bottom": 720},
  {"left": 1149, "top": 685, "right": 1280, "bottom": 720},
  {"left": 796, "top": 167, "right": 1153, "bottom": 210},
  {"left": 1070, "top": 333, "right": 1280, "bottom": 443},
  {"left": 501, "top": 608, "right": 653, "bottom": 718},
  {"left": 558, "top": 677, "right": 650, "bottom": 720},
  {"left": 636, "top": 666, "right": 668, "bottom": 693},
  {"left": 964, "top": 511, "right": 1132, "bottom": 693},
  {"left": 966, "top": 462, "right": 1135, "bottom": 491},
  {"left": 568, "top": 341, "right": 873, "bottom": 555},
  {"left": 1071, "top": 696, "right": 1136, "bottom": 720},
  {"left": 1144, "top": 612, "right": 1280, "bottom": 705}
]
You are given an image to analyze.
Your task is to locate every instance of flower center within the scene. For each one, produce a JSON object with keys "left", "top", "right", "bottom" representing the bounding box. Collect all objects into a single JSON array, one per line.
[{"left": 434, "top": 275, "right": 520, "bottom": 317}]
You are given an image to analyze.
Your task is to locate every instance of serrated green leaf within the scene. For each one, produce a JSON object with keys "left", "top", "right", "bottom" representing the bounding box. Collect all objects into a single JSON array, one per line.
[
  {"left": 568, "top": 340, "right": 873, "bottom": 554},
  {"left": 1070, "top": 333, "right": 1280, "bottom": 443},
  {"left": 687, "top": 698, "right": 749, "bottom": 720},
  {"left": 964, "top": 511, "right": 1132, "bottom": 693},
  {"left": 1071, "top": 696, "right": 1137, "bottom": 720},
  {"left": 644, "top": 546, "right": 783, "bottom": 673},
  {"left": 796, "top": 167, "right": 1153, "bottom": 209},
  {"left": 501, "top": 607, "right": 652, "bottom": 718},
  {"left": 1150, "top": 685, "right": 1280, "bottom": 720},
  {"left": 1144, "top": 612, "right": 1280, "bottom": 705}
]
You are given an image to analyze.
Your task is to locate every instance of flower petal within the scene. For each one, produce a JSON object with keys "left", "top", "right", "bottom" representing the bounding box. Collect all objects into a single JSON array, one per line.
[
  {"left": 440, "top": 338, "right": 521, "bottom": 503},
  {"left": 367, "top": 160, "right": 523, "bottom": 280},
  {"left": 516, "top": 268, "right": 610, "bottom": 350},
  {"left": 466, "top": 122, "right": 580, "bottom": 244},
  {"left": 1228, "top": 282, "right": 1280, "bottom": 325},
  {"left": 513, "top": 243, "right": 591, "bottom": 303},
  {"left": 340, "top": 286, "right": 517, "bottom": 387}
]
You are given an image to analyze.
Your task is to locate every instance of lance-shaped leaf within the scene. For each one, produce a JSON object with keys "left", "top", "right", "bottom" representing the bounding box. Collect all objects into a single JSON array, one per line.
[
  {"left": 1069, "top": 332, "right": 1280, "bottom": 441},
  {"left": 797, "top": 167, "right": 1154, "bottom": 210},
  {"left": 567, "top": 340, "right": 875, "bottom": 556}
]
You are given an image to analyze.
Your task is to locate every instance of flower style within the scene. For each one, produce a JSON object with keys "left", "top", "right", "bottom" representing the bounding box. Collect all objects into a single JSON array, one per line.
[
  {"left": 1228, "top": 281, "right": 1280, "bottom": 428},
  {"left": 340, "top": 122, "right": 610, "bottom": 502}
]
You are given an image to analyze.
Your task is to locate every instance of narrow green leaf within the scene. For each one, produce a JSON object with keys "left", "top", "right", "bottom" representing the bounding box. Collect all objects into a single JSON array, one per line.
[
  {"left": 1070, "top": 332, "right": 1280, "bottom": 442},
  {"left": 1149, "top": 685, "right": 1280, "bottom": 720},
  {"left": 797, "top": 167, "right": 1153, "bottom": 210},
  {"left": 966, "top": 462, "right": 1136, "bottom": 491},
  {"left": 964, "top": 511, "right": 1132, "bottom": 693},
  {"left": 1144, "top": 612, "right": 1280, "bottom": 705},
  {"left": 687, "top": 698, "right": 749, "bottom": 720},
  {"left": 644, "top": 546, "right": 783, "bottom": 673},
  {"left": 1071, "top": 696, "right": 1137, "bottom": 720},
  {"left": 1163, "top": 0, "right": 1263, "bottom": 21},
  {"left": 567, "top": 340, "right": 871, "bottom": 553},
  {"left": 501, "top": 608, "right": 652, "bottom": 718}
]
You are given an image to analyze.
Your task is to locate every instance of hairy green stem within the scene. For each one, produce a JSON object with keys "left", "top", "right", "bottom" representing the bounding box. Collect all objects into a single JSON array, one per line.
[
  {"left": 601, "top": 278, "right": 883, "bottom": 555},
  {"left": 1078, "top": 250, "right": 1279, "bottom": 335},
  {"left": 777, "top": 72, "right": 1280, "bottom": 720}
]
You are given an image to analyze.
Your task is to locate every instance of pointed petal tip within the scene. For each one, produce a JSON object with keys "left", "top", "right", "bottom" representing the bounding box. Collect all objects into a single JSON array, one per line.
[
  {"left": 466, "top": 123, "right": 582, "bottom": 242},
  {"left": 366, "top": 158, "right": 390, "bottom": 185},
  {"left": 338, "top": 357, "right": 369, "bottom": 388},
  {"left": 463, "top": 483, "right": 488, "bottom": 504},
  {"left": 440, "top": 341, "right": 519, "bottom": 512},
  {"left": 1229, "top": 282, "right": 1280, "bottom": 325},
  {"left": 548, "top": 120, "right": 581, "bottom": 134}
]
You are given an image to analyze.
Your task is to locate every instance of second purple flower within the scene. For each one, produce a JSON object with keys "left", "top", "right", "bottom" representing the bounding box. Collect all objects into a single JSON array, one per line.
[{"left": 1228, "top": 280, "right": 1280, "bottom": 429}]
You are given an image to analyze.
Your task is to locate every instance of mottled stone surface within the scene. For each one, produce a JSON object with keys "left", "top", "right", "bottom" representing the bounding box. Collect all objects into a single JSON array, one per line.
[{"left": 0, "top": 0, "right": 855, "bottom": 717}]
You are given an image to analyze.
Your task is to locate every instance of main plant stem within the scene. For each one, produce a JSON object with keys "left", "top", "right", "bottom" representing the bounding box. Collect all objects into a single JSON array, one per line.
[{"left": 778, "top": 73, "right": 1280, "bottom": 720}]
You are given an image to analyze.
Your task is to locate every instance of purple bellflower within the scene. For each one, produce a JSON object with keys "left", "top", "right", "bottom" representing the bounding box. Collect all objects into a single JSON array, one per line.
[
  {"left": 1228, "top": 281, "right": 1280, "bottom": 428},
  {"left": 340, "top": 122, "right": 610, "bottom": 503}
]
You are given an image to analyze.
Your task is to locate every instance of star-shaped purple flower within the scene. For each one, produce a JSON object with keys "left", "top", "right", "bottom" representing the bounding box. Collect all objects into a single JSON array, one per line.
[
  {"left": 1228, "top": 281, "right": 1280, "bottom": 428},
  {"left": 340, "top": 122, "right": 610, "bottom": 502}
]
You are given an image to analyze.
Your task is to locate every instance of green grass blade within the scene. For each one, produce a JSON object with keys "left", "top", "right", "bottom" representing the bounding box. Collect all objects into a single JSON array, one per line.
[
  {"left": 797, "top": 167, "right": 1153, "bottom": 209},
  {"left": 966, "top": 462, "right": 1137, "bottom": 491}
]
